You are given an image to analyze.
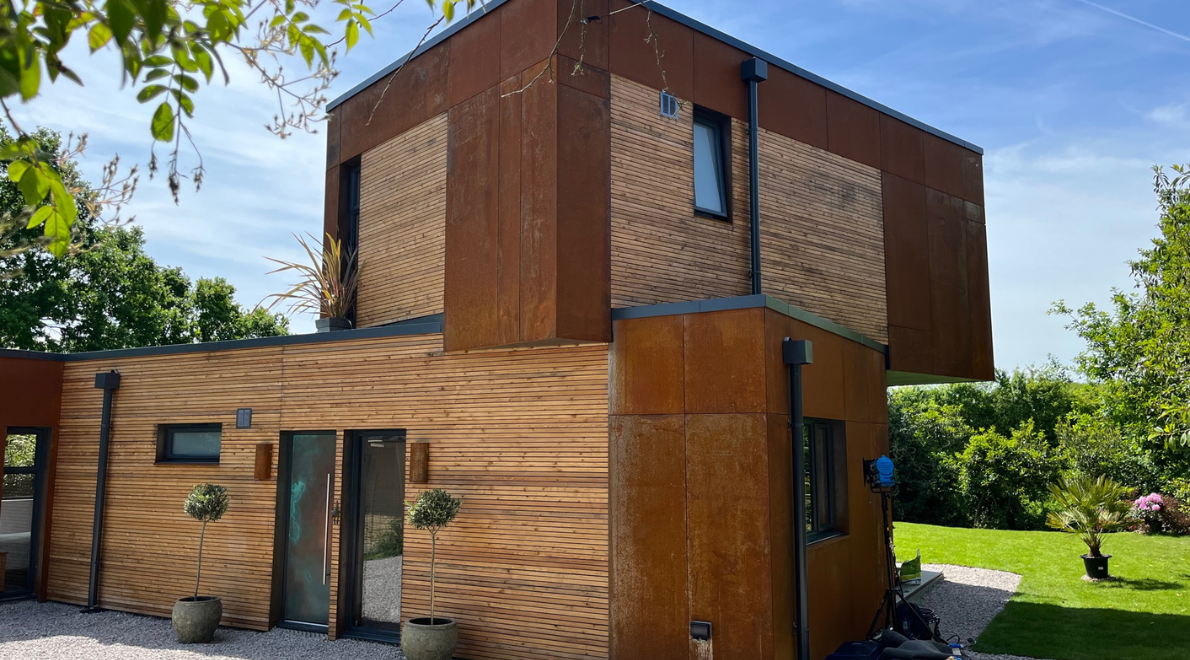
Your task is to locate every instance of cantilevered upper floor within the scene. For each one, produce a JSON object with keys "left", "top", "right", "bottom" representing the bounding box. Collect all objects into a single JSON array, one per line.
[{"left": 322, "top": 0, "right": 993, "bottom": 385}]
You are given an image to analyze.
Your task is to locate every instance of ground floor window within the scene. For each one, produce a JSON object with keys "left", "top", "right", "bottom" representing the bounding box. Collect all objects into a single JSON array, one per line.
[{"left": 804, "top": 419, "right": 846, "bottom": 540}]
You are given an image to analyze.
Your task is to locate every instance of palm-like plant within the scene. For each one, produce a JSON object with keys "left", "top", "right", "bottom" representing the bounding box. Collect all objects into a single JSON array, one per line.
[
  {"left": 1046, "top": 475, "right": 1131, "bottom": 557},
  {"left": 263, "top": 232, "right": 359, "bottom": 320}
]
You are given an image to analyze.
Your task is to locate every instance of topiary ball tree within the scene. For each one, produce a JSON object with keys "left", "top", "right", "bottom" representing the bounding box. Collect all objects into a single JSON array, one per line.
[
  {"left": 406, "top": 488, "right": 461, "bottom": 624},
  {"left": 183, "top": 484, "right": 229, "bottom": 599}
]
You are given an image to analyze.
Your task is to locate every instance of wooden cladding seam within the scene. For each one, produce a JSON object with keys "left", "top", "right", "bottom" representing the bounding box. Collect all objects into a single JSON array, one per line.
[{"left": 356, "top": 114, "right": 448, "bottom": 327}]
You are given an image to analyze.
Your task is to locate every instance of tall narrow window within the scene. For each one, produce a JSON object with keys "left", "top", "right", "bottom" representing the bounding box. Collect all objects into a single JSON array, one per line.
[
  {"left": 344, "top": 162, "right": 362, "bottom": 256},
  {"left": 693, "top": 111, "right": 728, "bottom": 219},
  {"left": 803, "top": 420, "right": 844, "bottom": 540}
]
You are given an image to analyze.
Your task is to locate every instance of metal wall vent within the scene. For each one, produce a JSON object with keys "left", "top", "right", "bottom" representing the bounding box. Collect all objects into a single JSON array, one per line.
[{"left": 660, "top": 91, "right": 679, "bottom": 119}]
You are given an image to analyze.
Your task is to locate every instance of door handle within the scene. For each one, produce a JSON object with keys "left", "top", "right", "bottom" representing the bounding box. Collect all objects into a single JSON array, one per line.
[{"left": 323, "top": 474, "right": 331, "bottom": 585}]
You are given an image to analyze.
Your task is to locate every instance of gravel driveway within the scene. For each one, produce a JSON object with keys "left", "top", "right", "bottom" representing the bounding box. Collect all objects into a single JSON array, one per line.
[
  {"left": 0, "top": 599, "right": 404, "bottom": 660},
  {"left": 917, "top": 563, "right": 1051, "bottom": 660}
]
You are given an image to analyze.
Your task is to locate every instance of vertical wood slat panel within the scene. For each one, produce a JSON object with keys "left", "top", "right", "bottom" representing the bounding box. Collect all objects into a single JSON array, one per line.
[
  {"left": 47, "top": 335, "right": 609, "bottom": 660},
  {"left": 356, "top": 114, "right": 448, "bottom": 328}
]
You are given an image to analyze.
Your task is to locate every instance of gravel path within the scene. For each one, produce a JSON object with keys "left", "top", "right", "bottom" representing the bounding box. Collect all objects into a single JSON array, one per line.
[
  {"left": 0, "top": 599, "right": 404, "bottom": 660},
  {"left": 917, "top": 563, "right": 1051, "bottom": 660}
]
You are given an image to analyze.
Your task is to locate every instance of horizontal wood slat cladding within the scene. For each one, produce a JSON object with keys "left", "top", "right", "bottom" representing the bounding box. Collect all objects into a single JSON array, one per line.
[
  {"left": 356, "top": 114, "right": 448, "bottom": 327},
  {"left": 757, "top": 127, "right": 888, "bottom": 343},
  {"left": 47, "top": 334, "right": 609, "bottom": 660},
  {"left": 609, "top": 75, "right": 751, "bottom": 307}
]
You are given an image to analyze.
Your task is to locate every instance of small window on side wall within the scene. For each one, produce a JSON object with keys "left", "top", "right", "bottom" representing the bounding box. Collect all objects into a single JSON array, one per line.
[
  {"left": 693, "top": 109, "right": 729, "bottom": 220},
  {"left": 158, "top": 424, "right": 222, "bottom": 463},
  {"left": 803, "top": 419, "right": 847, "bottom": 541}
]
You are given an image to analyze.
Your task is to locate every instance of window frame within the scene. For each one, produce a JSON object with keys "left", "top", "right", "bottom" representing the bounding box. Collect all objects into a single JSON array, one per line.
[
  {"left": 692, "top": 107, "right": 731, "bottom": 222},
  {"left": 157, "top": 423, "right": 222, "bottom": 464},
  {"left": 803, "top": 419, "right": 845, "bottom": 543}
]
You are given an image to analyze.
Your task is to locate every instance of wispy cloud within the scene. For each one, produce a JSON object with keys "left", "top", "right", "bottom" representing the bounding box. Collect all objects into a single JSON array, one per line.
[{"left": 1071, "top": 0, "right": 1190, "bottom": 44}]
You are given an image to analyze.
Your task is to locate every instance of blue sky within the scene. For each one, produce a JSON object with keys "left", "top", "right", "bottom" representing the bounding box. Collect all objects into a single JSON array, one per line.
[{"left": 13, "top": 0, "right": 1190, "bottom": 371}]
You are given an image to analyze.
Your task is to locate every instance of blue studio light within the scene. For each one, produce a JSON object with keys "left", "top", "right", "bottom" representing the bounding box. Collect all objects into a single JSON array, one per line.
[{"left": 876, "top": 455, "right": 894, "bottom": 488}]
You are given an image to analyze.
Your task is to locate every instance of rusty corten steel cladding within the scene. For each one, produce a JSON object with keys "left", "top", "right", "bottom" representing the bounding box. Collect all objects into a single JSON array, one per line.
[
  {"left": 609, "top": 308, "right": 892, "bottom": 659},
  {"left": 323, "top": 0, "right": 992, "bottom": 362}
]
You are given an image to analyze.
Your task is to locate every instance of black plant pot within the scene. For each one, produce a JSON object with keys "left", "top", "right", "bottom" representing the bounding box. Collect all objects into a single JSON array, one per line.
[
  {"left": 1082, "top": 553, "right": 1111, "bottom": 579},
  {"left": 315, "top": 317, "right": 351, "bottom": 333}
]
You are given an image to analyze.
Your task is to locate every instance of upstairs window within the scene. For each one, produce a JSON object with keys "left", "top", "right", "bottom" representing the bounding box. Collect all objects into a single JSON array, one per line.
[
  {"left": 693, "top": 110, "right": 728, "bottom": 220},
  {"left": 158, "top": 424, "right": 222, "bottom": 463}
]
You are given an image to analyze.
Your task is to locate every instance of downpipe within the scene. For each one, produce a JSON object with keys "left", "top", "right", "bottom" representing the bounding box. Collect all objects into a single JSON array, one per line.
[
  {"left": 84, "top": 370, "right": 120, "bottom": 612},
  {"left": 741, "top": 58, "right": 768, "bottom": 295},
  {"left": 784, "top": 339, "right": 813, "bottom": 660}
]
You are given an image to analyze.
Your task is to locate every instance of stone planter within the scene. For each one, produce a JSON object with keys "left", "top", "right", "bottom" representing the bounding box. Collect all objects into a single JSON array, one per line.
[
  {"left": 1082, "top": 553, "right": 1111, "bottom": 580},
  {"left": 172, "top": 596, "right": 222, "bottom": 643},
  {"left": 316, "top": 317, "right": 351, "bottom": 333},
  {"left": 402, "top": 617, "right": 457, "bottom": 660}
]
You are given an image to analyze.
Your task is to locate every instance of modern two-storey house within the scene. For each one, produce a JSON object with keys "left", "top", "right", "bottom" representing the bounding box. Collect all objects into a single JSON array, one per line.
[{"left": 0, "top": 1, "right": 992, "bottom": 659}]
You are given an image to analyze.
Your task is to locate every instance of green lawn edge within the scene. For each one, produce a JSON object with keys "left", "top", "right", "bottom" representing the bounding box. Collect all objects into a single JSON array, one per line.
[{"left": 894, "top": 522, "right": 1190, "bottom": 660}]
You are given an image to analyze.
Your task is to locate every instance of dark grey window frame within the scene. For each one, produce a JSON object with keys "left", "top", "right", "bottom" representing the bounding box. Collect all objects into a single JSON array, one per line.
[
  {"left": 692, "top": 107, "right": 731, "bottom": 222},
  {"left": 156, "top": 423, "right": 222, "bottom": 464},
  {"left": 804, "top": 419, "right": 846, "bottom": 544}
]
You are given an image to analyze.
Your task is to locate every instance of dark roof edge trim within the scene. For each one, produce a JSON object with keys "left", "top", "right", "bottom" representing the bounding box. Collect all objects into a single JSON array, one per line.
[
  {"left": 325, "top": 0, "right": 982, "bottom": 155},
  {"left": 0, "top": 317, "right": 444, "bottom": 363},
  {"left": 611, "top": 294, "right": 888, "bottom": 354}
]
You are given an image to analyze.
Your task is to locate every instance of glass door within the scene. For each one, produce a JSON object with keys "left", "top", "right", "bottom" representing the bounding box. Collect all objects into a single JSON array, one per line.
[
  {"left": 346, "top": 430, "right": 406, "bottom": 640},
  {"left": 2, "top": 428, "right": 47, "bottom": 599},
  {"left": 279, "top": 432, "right": 337, "bottom": 629}
]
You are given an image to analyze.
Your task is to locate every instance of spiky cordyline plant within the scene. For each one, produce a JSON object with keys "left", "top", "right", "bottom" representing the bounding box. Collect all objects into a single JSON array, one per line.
[
  {"left": 1046, "top": 474, "right": 1131, "bottom": 557},
  {"left": 263, "top": 232, "right": 359, "bottom": 321}
]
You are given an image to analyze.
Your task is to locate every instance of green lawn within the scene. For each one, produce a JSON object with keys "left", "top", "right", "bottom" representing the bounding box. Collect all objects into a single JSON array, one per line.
[{"left": 895, "top": 523, "right": 1190, "bottom": 660}]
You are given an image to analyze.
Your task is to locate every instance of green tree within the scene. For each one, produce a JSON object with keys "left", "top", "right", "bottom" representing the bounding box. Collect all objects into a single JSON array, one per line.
[
  {"left": 0, "top": 128, "right": 287, "bottom": 351},
  {"left": 1054, "top": 164, "right": 1190, "bottom": 485},
  {"left": 888, "top": 388, "right": 970, "bottom": 526}
]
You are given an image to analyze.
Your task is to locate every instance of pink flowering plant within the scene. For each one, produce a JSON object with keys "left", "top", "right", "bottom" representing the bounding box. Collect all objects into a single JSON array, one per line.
[{"left": 1133, "top": 493, "right": 1164, "bottom": 532}]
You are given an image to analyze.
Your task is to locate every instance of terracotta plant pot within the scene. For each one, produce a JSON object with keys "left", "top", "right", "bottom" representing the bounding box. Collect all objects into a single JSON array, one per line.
[
  {"left": 402, "top": 617, "right": 458, "bottom": 660},
  {"left": 315, "top": 317, "right": 351, "bottom": 333},
  {"left": 172, "top": 596, "right": 222, "bottom": 643},
  {"left": 1082, "top": 553, "right": 1111, "bottom": 579}
]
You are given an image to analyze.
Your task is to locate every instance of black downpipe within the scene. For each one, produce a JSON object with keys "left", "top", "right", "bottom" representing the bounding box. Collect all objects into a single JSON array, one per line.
[
  {"left": 783, "top": 339, "right": 813, "bottom": 660},
  {"left": 85, "top": 370, "right": 121, "bottom": 611},
  {"left": 741, "top": 58, "right": 768, "bottom": 295}
]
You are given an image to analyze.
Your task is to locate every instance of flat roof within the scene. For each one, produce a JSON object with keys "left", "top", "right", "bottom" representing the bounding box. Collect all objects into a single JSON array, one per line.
[
  {"left": 0, "top": 295, "right": 888, "bottom": 362},
  {"left": 326, "top": 0, "right": 983, "bottom": 154}
]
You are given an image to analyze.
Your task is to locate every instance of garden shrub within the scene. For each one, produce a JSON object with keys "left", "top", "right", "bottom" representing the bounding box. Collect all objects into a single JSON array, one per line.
[
  {"left": 368, "top": 519, "right": 403, "bottom": 559},
  {"left": 1057, "top": 412, "right": 1159, "bottom": 491},
  {"left": 889, "top": 390, "right": 970, "bottom": 526},
  {"left": 951, "top": 421, "right": 1063, "bottom": 530},
  {"left": 1159, "top": 497, "right": 1190, "bottom": 535}
]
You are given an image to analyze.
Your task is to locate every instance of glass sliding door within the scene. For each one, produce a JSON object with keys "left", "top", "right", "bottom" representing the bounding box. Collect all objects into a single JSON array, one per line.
[
  {"left": 346, "top": 430, "right": 406, "bottom": 640},
  {"left": 2, "top": 428, "right": 47, "bottom": 599},
  {"left": 279, "top": 432, "right": 337, "bottom": 629}
]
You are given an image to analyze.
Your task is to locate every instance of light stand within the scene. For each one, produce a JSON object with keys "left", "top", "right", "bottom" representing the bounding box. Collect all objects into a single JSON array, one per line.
[{"left": 863, "top": 457, "right": 938, "bottom": 641}]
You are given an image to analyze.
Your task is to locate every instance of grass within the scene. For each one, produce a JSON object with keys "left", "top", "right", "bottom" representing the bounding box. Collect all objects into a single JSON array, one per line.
[{"left": 895, "top": 523, "right": 1190, "bottom": 660}]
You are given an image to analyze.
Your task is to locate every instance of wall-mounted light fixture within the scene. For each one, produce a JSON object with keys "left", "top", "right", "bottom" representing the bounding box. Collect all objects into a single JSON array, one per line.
[{"left": 690, "top": 620, "right": 712, "bottom": 641}]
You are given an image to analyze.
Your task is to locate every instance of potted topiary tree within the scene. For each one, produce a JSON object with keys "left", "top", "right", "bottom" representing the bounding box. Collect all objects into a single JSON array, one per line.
[
  {"left": 1047, "top": 475, "right": 1131, "bottom": 579},
  {"left": 401, "top": 488, "right": 462, "bottom": 660},
  {"left": 173, "top": 483, "right": 229, "bottom": 643}
]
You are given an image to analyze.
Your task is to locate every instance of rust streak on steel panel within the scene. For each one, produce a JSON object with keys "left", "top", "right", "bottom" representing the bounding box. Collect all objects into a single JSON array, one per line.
[
  {"left": 826, "top": 90, "right": 881, "bottom": 169},
  {"left": 444, "top": 88, "right": 501, "bottom": 351},
  {"left": 609, "top": 414, "right": 688, "bottom": 660},
  {"left": 759, "top": 65, "right": 828, "bottom": 150}
]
